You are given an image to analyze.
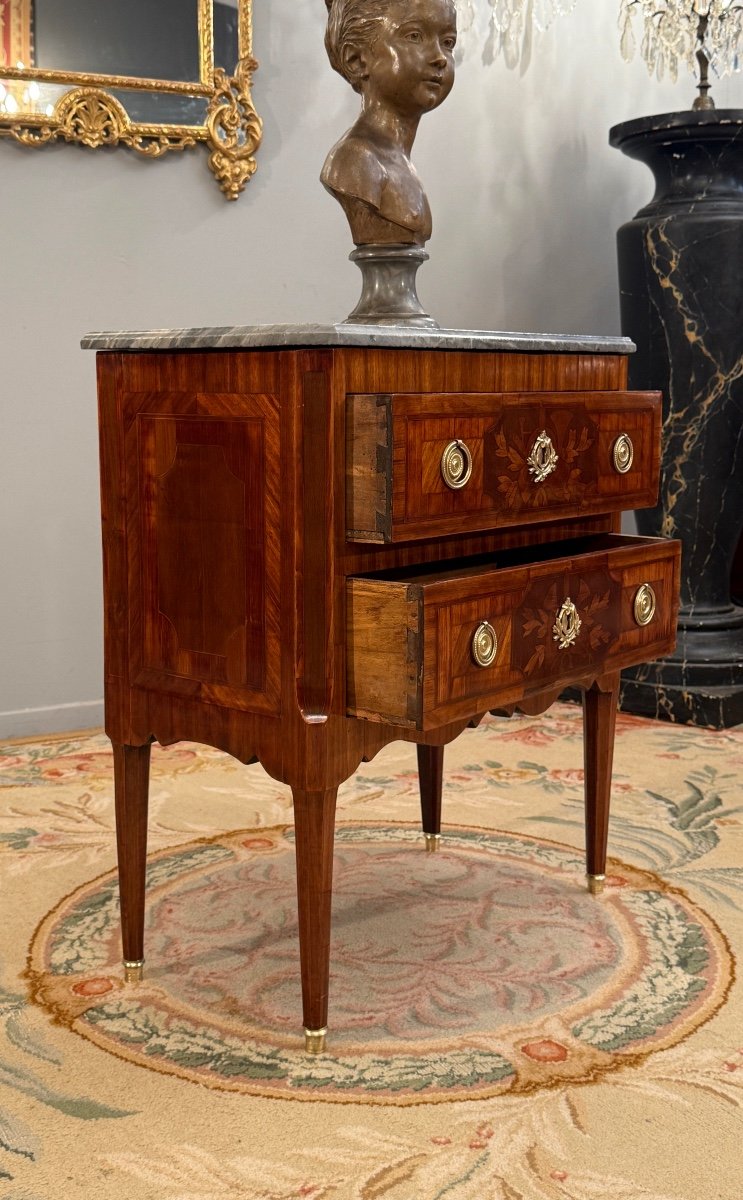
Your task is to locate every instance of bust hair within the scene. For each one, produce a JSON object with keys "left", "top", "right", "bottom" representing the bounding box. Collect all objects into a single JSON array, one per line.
[{"left": 324, "top": 0, "right": 395, "bottom": 92}]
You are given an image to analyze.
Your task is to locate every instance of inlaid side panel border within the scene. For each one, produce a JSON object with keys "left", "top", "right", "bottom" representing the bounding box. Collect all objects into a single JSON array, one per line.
[{"left": 124, "top": 391, "right": 281, "bottom": 715}]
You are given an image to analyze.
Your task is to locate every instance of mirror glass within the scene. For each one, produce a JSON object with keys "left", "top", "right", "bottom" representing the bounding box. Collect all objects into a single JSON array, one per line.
[{"left": 34, "top": 0, "right": 204, "bottom": 82}]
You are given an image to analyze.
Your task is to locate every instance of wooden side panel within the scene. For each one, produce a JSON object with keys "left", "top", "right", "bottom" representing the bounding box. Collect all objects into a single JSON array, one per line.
[
  {"left": 346, "top": 579, "right": 422, "bottom": 725},
  {"left": 122, "top": 386, "right": 281, "bottom": 715}
]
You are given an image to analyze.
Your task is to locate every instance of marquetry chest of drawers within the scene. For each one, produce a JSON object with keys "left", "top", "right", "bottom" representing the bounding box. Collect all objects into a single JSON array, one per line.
[{"left": 84, "top": 325, "right": 680, "bottom": 1054}]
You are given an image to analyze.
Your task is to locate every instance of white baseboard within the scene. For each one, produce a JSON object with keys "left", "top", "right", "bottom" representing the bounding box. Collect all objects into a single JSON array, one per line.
[{"left": 0, "top": 700, "right": 105, "bottom": 740}]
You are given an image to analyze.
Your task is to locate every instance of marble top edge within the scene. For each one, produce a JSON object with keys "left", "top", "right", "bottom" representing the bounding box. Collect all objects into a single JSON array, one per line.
[{"left": 81, "top": 323, "right": 635, "bottom": 354}]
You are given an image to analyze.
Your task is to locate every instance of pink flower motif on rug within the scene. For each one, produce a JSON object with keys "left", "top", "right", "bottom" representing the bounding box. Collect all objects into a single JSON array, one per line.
[{"left": 521, "top": 1039, "right": 569, "bottom": 1062}]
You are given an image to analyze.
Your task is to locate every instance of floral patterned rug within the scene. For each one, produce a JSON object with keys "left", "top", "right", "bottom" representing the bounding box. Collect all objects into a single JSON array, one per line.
[{"left": 1, "top": 703, "right": 742, "bottom": 1198}]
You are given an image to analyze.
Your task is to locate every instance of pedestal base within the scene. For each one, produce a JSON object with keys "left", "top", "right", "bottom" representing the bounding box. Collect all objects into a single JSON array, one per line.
[
  {"left": 344, "top": 244, "right": 438, "bottom": 328},
  {"left": 619, "top": 620, "right": 743, "bottom": 726},
  {"left": 620, "top": 668, "right": 743, "bottom": 728}
]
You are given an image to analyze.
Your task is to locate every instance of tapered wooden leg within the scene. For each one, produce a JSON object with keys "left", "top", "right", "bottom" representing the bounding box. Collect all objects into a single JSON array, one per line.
[
  {"left": 417, "top": 744, "right": 444, "bottom": 852},
  {"left": 112, "top": 742, "right": 151, "bottom": 981},
  {"left": 583, "top": 674, "right": 620, "bottom": 895},
  {"left": 292, "top": 786, "right": 338, "bottom": 1053}
]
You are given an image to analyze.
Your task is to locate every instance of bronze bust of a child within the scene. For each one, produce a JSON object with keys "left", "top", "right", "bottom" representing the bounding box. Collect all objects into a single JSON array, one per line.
[{"left": 322, "top": 0, "right": 457, "bottom": 248}]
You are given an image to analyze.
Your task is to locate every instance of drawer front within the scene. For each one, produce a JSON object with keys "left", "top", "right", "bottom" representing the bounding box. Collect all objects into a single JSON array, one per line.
[
  {"left": 346, "top": 391, "right": 660, "bottom": 543},
  {"left": 346, "top": 535, "right": 680, "bottom": 729}
]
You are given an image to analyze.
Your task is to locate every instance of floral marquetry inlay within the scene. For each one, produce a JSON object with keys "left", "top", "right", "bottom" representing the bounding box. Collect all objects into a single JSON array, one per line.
[
  {"left": 492, "top": 407, "right": 597, "bottom": 511},
  {"left": 518, "top": 576, "right": 615, "bottom": 678}
]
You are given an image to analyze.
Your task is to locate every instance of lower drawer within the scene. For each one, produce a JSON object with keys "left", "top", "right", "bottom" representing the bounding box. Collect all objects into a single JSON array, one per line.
[{"left": 346, "top": 534, "right": 680, "bottom": 729}]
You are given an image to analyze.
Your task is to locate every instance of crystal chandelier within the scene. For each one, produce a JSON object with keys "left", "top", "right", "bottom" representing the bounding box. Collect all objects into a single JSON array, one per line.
[
  {"left": 619, "top": 0, "right": 743, "bottom": 107},
  {"left": 457, "top": 0, "right": 578, "bottom": 69}
]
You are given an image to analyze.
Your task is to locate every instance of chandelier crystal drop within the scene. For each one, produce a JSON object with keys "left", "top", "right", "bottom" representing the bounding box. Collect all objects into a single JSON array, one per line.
[
  {"left": 619, "top": 0, "right": 743, "bottom": 84},
  {"left": 457, "top": 0, "right": 578, "bottom": 68}
]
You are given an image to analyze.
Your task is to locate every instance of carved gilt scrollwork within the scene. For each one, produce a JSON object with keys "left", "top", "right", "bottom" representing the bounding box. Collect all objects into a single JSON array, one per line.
[
  {"left": 10, "top": 88, "right": 199, "bottom": 156},
  {"left": 206, "top": 56, "right": 263, "bottom": 201},
  {"left": 0, "top": 0, "right": 261, "bottom": 198}
]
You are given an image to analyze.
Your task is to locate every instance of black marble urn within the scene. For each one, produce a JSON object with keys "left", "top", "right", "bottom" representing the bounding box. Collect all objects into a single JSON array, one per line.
[{"left": 610, "top": 110, "right": 743, "bottom": 728}]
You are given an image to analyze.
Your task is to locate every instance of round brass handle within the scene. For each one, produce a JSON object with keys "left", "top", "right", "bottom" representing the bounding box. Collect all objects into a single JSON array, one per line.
[
  {"left": 441, "top": 440, "right": 473, "bottom": 490},
  {"left": 634, "top": 583, "right": 657, "bottom": 626},
  {"left": 613, "top": 433, "right": 634, "bottom": 474},
  {"left": 527, "top": 430, "right": 559, "bottom": 483},
  {"left": 471, "top": 621, "right": 498, "bottom": 668},
  {"left": 552, "top": 598, "right": 582, "bottom": 649}
]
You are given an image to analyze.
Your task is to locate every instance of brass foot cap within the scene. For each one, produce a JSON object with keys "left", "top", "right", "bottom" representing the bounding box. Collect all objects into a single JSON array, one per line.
[
  {"left": 587, "top": 873, "right": 606, "bottom": 896},
  {"left": 123, "top": 959, "right": 144, "bottom": 983},
  {"left": 304, "top": 1027, "right": 327, "bottom": 1055},
  {"left": 424, "top": 833, "right": 442, "bottom": 854}
]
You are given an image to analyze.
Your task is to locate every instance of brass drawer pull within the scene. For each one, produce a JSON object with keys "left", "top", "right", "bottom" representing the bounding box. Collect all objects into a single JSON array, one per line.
[
  {"left": 553, "top": 598, "right": 581, "bottom": 649},
  {"left": 634, "top": 583, "right": 657, "bottom": 626},
  {"left": 613, "top": 433, "right": 634, "bottom": 474},
  {"left": 441, "top": 439, "right": 473, "bottom": 490},
  {"left": 471, "top": 621, "right": 498, "bottom": 668},
  {"left": 527, "top": 431, "right": 558, "bottom": 483}
]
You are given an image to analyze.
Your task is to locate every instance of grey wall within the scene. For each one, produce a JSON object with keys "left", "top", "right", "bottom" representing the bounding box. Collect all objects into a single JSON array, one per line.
[{"left": 1, "top": 1, "right": 739, "bottom": 737}]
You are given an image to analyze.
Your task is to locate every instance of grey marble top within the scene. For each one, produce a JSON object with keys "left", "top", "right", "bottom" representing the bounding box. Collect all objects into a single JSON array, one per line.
[{"left": 81, "top": 323, "right": 635, "bottom": 355}]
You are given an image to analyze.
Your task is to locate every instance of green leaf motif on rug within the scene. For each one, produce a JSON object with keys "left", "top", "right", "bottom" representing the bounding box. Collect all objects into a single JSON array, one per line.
[
  {"left": 572, "top": 890, "right": 711, "bottom": 1051},
  {"left": 49, "top": 843, "right": 235, "bottom": 974},
  {"left": 0, "top": 829, "right": 38, "bottom": 851},
  {"left": 0, "top": 981, "right": 136, "bottom": 1150},
  {"left": 83, "top": 1001, "right": 516, "bottom": 1093}
]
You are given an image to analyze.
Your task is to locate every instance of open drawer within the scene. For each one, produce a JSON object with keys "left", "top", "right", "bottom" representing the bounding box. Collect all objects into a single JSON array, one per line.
[
  {"left": 346, "top": 390, "right": 661, "bottom": 543},
  {"left": 346, "top": 534, "right": 680, "bottom": 729}
]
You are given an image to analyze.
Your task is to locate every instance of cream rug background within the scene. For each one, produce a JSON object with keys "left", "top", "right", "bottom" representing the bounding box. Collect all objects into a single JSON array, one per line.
[{"left": 1, "top": 702, "right": 742, "bottom": 1199}]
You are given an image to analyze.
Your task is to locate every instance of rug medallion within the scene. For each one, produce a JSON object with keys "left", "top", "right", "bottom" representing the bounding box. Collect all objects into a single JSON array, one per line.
[{"left": 27, "top": 821, "right": 732, "bottom": 1105}]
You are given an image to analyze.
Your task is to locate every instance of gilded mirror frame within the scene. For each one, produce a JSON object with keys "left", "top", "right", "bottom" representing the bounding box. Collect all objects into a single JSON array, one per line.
[{"left": 0, "top": 0, "right": 261, "bottom": 199}]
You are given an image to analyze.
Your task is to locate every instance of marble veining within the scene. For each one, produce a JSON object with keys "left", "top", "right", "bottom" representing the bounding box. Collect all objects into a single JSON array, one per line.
[
  {"left": 613, "top": 109, "right": 743, "bottom": 727},
  {"left": 81, "top": 323, "right": 634, "bottom": 355},
  {"left": 643, "top": 217, "right": 743, "bottom": 554}
]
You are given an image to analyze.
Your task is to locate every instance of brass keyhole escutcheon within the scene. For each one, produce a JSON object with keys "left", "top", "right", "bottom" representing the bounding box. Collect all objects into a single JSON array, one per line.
[
  {"left": 441, "top": 440, "right": 473, "bottom": 490},
  {"left": 634, "top": 583, "right": 657, "bottom": 626},
  {"left": 552, "top": 598, "right": 581, "bottom": 649},
  {"left": 613, "top": 433, "right": 634, "bottom": 474},
  {"left": 527, "top": 430, "right": 559, "bottom": 484},
  {"left": 471, "top": 621, "right": 498, "bottom": 668}
]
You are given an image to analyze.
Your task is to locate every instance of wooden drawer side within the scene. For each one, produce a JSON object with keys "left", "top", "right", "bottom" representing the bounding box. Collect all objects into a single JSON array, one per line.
[
  {"left": 346, "top": 393, "right": 392, "bottom": 543},
  {"left": 346, "top": 578, "right": 423, "bottom": 724}
]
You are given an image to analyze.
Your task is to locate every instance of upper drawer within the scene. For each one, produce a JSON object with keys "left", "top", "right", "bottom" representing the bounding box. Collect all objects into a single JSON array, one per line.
[
  {"left": 346, "top": 391, "right": 661, "bottom": 543},
  {"left": 346, "top": 533, "right": 680, "bottom": 730}
]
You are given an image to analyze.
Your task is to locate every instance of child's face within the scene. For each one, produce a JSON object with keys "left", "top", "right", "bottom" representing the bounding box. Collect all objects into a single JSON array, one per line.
[{"left": 360, "top": 0, "right": 456, "bottom": 117}]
